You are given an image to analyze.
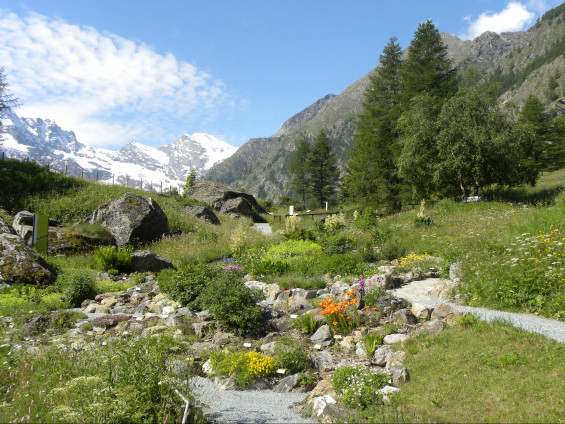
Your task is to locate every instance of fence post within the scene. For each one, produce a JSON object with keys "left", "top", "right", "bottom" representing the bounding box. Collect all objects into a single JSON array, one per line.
[
  {"left": 126, "top": 176, "right": 129, "bottom": 188},
  {"left": 65, "top": 164, "right": 68, "bottom": 176},
  {"left": 141, "top": 178, "right": 143, "bottom": 190},
  {"left": 1, "top": 152, "right": 4, "bottom": 160},
  {"left": 96, "top": 171, "right": 98, "bottom": 181},
  {"left": 161, "top": 182, "right": 162, "bottom": 193},
  {"left": 112, "top": 174, "right": 114, "bottom": 185}
]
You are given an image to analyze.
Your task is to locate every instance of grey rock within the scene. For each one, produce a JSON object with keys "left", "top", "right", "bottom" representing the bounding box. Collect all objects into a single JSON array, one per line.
[
  {"left": 372, "top": 345, "right": 393, "bottom": 366},
  {"left": 192, "top": 321, "right": 216, "bottom": 338},
  {"left": 309, "top": 325, "right": 333, "bottom": 346},
  {"left": 129, "top": 251, "right": 174, "bottom": 273},
  {"left": 415, "top": 319, "right": 444, "bottom": 336},
  {"left": 431, "top": 303, "right": 458, "bottom": 320},
  {"left": 184, "top": 180, "right": 265, "bottom": 215},
  {"left": 272, "top": 373, "right": 301, "bottom": 393},
  {"left": 390, "top": 366, "right": 410, "bottom": 385},
  {"left": 355, "top": 343, "right": 370, "bottom": 360},
  {"left": 164, "top": 315, "right": 184, "bottom": 327},
  {"left": 260, "top": 341, "right": 277, "bottom": 355},
  {"left": 330, "top": 281, "right": 350, "bottom": 296},
  {"left": 219, "top": 197, "right": 257, "bottom": 217},
  {"left": 196, "top": 310, "right": 213, "bottom": 321},
  {"left": 185, "top": 206, "right": 220, "bottom": 225},
  {"left": 84, "top": 192, "right": 168, "bottom": 248},
  {"left": 393, "top": 309, "right": 418, "bottom": 326},
  {"left": 0, "top": 217, "right": 54, "bottom": 285},
  {"left": 383, "top": 334, "right": 410, "bottom": 345},
  {"left": 311, "top": 350, "right": 336, "bottom": 372}
]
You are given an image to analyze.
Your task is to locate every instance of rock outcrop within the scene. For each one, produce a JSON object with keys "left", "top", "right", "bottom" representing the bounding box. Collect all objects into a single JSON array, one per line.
[
  {"left": 0, "top": 217, "right": 54, "bottom": 285},
  {"left": 84, "top": 193, "right": 168, "bottom": 248},
  {"left": 184, "top": 181, "right": 265, "bottom": 218},
  {"left": 184, "top": 206, "right": 220, "bottom": 225}
]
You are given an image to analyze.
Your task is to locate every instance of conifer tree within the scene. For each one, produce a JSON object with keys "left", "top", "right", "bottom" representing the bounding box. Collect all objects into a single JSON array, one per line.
[
  {"left": 287, "top": 137, "right": 311, "bottom": 208},
  {"left": 0, "top": 68, "right": 18, "bottom": 144},
  {"left": 519, "top": 95, "right": 564, "bottom": 171},
  {"left": 309, "top": 130, "right": 340, "bottom": 208},
  {"left": 344, "top": 36, "right": 405, "bottom": 212},
  {"left": 400, "top": 19, "right": 456, "bottom": 110}
]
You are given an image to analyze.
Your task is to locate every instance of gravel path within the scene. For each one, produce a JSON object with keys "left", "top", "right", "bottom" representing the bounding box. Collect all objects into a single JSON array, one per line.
[
  {"left": 390, "top": 278, "right": 565, "bottom": 343},
  {"left": 251, "top": 223, "right": 273, "bottom": 236},
  {"left": 189, "top": 376, "right": 313, "bottom": 424}
]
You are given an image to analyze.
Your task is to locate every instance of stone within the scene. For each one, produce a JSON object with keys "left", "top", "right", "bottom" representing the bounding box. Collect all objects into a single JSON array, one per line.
[
  {"left": 212, "top": 331, "right": 236, "bottom": 347},
  {"left": 378, "top": 386, "right": 401, "bottom": 405},
  {"left": 129, "top": 251, "right": 174, "bottom": 273},
  {"left": 264, "top": 284, "right": 282, "bottom": 301},
  {"left": 291, "top": 288, "right": 317, "bottom": 299},
  {"left": 311, "top": 350, "right": 336, "bottom": 372},
  {"left": 273, "top": 296, "right": 312, "bottom": 314},
  {"left": 386, "top": 350, "right": 407, "bottom": 368},
  {"left": 431, "top": 303, "right": 458, "bottom": 320},
  {"left": 202, "top": 359, "right": 214, "bottom": 374},
  {"left": 219, "top": 197, "right": 257, "bottom": 217},
  {"left": 271, "top": 317, "right": 292, "bottom": 332},
  {"left": 339, "top": 336, "right": 355, "bottom": 352},
  {"left": 245, "top": 280, "right": 268, "bottom": 291},
  {"left": 260, "top": 341, "right": 277, "bottom": 355},
  {"left": 272, "top": 373, "right": 301, "bottom": 393},
  {"left": 184, "top": 206, "right": 220, "bottom": 225},
  {"left": 196, "top": 310, "right": 213, "bottom": 321},
  {"left": 0, "top": 217, "right": 54, "bottom": 285},
  {"left": 84, "top": 303, "right": 98, "bottom": 314},
  {"left": 365, "top": 273, "right": 394, "bottom": 290},
  {"left": 392, "top": 309, "right": 418, "bottom": 326},
  {"left": 312, "top": 395, "right": 337, "bottom": 417},
  {"left": 141, "top": 325, "right": 168, "bottom": 337},
  {"left": 449, "top": 261, "right": 463, "bottom": 280},
  {"left": 329, "top": 281, "right": 350, "bottom": 296},
  {"left": 307, "top": 379, "right": 338, "bottom": 403},
  {"left": 192, "top": 321, "right": 216, "bottom": 338},
  {"left": 372, "top": 345, "right": 393, "bottom": 366},
  {"left": 415, "top": 319, "right": 444, "bottom": 336},
  {"left": 190, "top": 342, "right": 219, "bottom": 358},
  {"left": 383, "top": 334, "right": 410, "bottom": 345},
  {"left": 84, "top": 192, "right": 168, "bottom": 248},
  {"left": 390, "top": 366, "right": 410, "bottom": 385},
  {"left": 373, "top": 295, "right": 409, "bottom": 314},
  {"left": 164, "top": 315, "right": 184, "bottom": 327},
  {"left": 411, "top": 303, "right": 431, "bottom": 321},
  {"left": 184, "top": 180, "right": 265, "bottom": 216},
  {"left": 218, "top": 373, "right": 238, "bottom": 390},
  {"left": 248, "top": 377, "right": 273, "bottom": 390},
  {"left": 355, "top": 343, "right": 369, "bottom": 360},
  {"left": 309, "top": 325, "right": 333, "bottom": 347}
]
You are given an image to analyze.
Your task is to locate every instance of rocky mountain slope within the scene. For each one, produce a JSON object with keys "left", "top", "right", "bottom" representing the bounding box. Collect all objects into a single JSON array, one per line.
[
  {"left": 0, "top": 108, "right": 237, "bottom": 190},
  {"left": 206, "top": 4, "right": 565, "bottom": 200}
]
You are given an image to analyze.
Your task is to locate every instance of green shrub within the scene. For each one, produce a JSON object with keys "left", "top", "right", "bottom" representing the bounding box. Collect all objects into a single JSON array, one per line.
[
  {"left": 94, "top": 245, "right": 132, "bottom": 273},
  {"left": 273, "top": 341, "right": 310, "bottom": 374},
  {"left": 361, "top": 332, "right": 384, "bottom": 357},
  {"left": 248, "top": 259, "right": 289, "bottom": 276},
  {"left": 355, "top": 207, "right": 380, "bottom": 230},
  {"left": 209, "top": 350, "right": 278, "bottom": 388},
  {"left": 380, "top": 239, "right": 408, "bottom": 261},
  {"left": 320, "top": 234, "right": 354, "bottom": 254},
  {"left": 330, "top": 365, "right": 390, "bottom": 409},
  {"left": 63, "top": 273, "right": 96, "bottom": 307},
  {"left": 157, "top": 265, "right": 218, "bottom": 309},
  {"left": 198, "top": 271, "right": 263, "bottom": 335},
  {"left": 263, "top": 239, "right": 323, "bottom": 261},
  {"left": 292, "top": 312, "right": 321, "bottom": 334}
]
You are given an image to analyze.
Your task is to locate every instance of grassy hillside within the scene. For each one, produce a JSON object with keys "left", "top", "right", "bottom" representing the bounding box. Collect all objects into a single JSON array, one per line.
[{"left": 1, "top": 160, "right": 564, "bottom": 423}]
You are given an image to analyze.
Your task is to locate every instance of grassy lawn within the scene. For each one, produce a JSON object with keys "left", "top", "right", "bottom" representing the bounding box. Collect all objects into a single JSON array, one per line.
[{"left": 394, "top": 319, "right": 565, "bottom": 423}]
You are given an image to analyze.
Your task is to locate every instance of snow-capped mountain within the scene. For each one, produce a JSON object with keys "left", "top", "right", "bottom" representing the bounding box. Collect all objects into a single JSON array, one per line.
[{"left": 0, "top": 108, "right": 238, "bottom": 190}]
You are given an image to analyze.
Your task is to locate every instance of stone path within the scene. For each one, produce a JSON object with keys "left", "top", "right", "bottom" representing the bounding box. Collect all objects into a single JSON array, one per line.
[{"left": 389, "top": 278, "right": 565, "bottom": 343}]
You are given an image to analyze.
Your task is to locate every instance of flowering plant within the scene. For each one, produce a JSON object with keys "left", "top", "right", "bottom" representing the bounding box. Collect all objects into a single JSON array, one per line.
[
  {"left": 330, "top": 365, "right": 390, "bottom": 408},
  {"left": 316, "top": 292, "right": 359, "bottom": 335}
]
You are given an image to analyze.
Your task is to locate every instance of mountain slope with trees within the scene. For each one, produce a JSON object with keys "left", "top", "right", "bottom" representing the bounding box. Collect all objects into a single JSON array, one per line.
[{"left": 206, "top": 3, "right": 565, "bottom": 201}]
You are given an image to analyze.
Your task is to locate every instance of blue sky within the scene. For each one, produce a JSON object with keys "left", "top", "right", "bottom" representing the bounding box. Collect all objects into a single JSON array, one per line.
[{"left": 0, "top": 0, "right": 561, "bottom": 149}]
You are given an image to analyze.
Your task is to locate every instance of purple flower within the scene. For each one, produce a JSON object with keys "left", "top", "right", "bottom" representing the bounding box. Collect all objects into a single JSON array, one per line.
[{"left": 359, "top": 275, "right": 365, "bottom": 296}]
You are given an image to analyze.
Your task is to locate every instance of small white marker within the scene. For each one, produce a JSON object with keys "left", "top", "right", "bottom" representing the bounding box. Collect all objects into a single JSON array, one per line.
[
  {"left": 136, "top": 317, "right": 143, "bottom": 321},
  {"left": 277, "top": 369, "right": 286, "bottom": 374},
  {"left": 314, "top": 344, "right": 322, "bottom": 350},
  {"left": 290, "top": 314, "right": 298, "bottom": 319},
  {"left": 243, "top": 343, "right": 252, "bottom": 348},
  {"left": 334, "top": 335, "right": 343, "bottom": 340}
]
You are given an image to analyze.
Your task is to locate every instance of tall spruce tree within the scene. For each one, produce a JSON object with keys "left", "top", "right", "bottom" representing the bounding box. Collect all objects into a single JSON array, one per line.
[
  {"left": 0, "top": 68, "right": 18, "bottom": 144},
  {"left": 344, "top": 36, "right": 405, "bottom": 212},
  {"left": 519, "top": 95, "right": 564, "bottom": 172},
  {"left": 309, "top": 130, "right": 340, "bottom": 208},
  {"left": 400, "top": 19, "right": 456, "bottom": 110},
  {"left": 397, "top": 20, "right": 457, "bottom": 199},
  {"left": 287, "top": 137, "right": 311, "bottom": 208}
]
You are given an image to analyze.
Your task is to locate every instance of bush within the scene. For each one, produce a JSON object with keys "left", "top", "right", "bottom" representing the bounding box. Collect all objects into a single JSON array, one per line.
[
  {"left": 380, "top": 239, "right": 408, "bottom": 261},
  {"left": 263, "top": 240, "right": 323, "bottom": 261},
  {"left": 157, "top": 265, "right": 218, "bottom": 309},
  {"left": 331, "top": 365, "right": 390, "bottom": 409},
  {"left": 320, "top": 234, "right": 354, "bottom": 254},
  {"left": 94, "top": 245, "right": 132, "bottom": 273},
  {"left": 198, "top": 270, "right": 263, "bottom": 335},
  {"left": 292, "top": 312, "right": 321, "bottom": 334},
  {"left": 63, "top": 273, "right": 96, "bottom": 307},
  {"left": 210, "top": 350, "right": 278, "bottom": 388},
  {"left": 355, "top": 207, "right": 380, "bottom": 230},
  {"left": 273, "top": 341, "right": 310, "bottom": 374}
]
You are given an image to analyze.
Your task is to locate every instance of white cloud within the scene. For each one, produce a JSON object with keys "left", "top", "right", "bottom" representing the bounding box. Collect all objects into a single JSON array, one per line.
[
  {"left": 0, "top": 11, "right": 233, "bottom": 147},
  {"left": 461, "top": 2, "right": 536, "bottom": 40}
]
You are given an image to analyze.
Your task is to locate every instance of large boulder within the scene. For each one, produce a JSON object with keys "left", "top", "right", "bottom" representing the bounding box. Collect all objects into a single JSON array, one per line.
[
  {"left": 84, "top": 193, "right": 168, "bottom": 248},
  {"left": 129, "top": 250, "right": 174, "bottom": 273},
  {"left": 0, "top": 217, "right": 54, "bottom": 285},
  {"left": 184, "top": 206, "right": 220, "bottom": 225},
  {"left": 184, "top": 181, "right": 265, "bottom": 218}
]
